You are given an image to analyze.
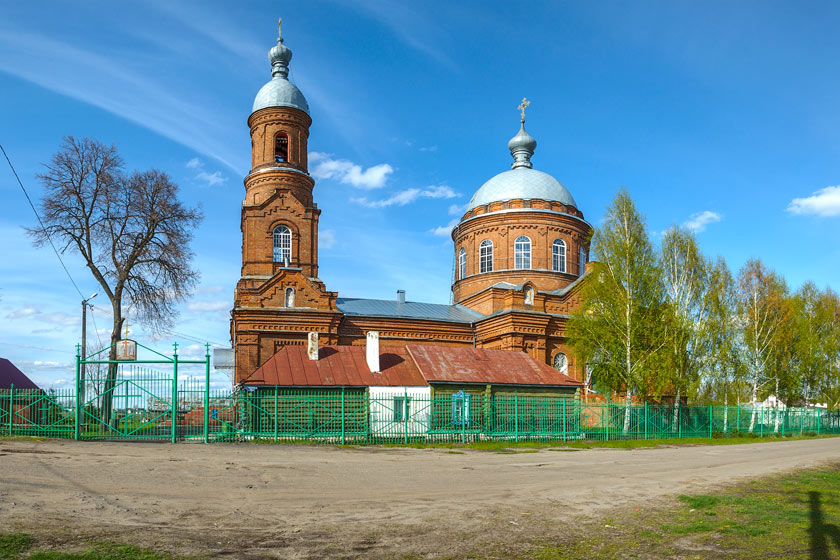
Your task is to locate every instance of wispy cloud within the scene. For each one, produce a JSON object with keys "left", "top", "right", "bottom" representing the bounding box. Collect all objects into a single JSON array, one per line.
[
  {"left": 448, "top": 203, "right": 468, "bottom": 216},
  {"left": 185, "top": 158, "right": 227, "bottom": 187},
  {"left": 353, "top": 186, "right": 458, "bottom": 208},
  {"left": 430, "top": 218, "right": 459, "bottom": 237},
  {"left": 419, "top": 146, "right": 438, "bottom": 152},
  {"left": 683, "top": 210, "right": 722, "bottom": 233},
  {"left": 309, "top": 152, "right": 394, "bottom": 189},
  {"left": 186, "top": 301, "right": 229, "bottom": 313},
  {"left": 7, "top": 307, "right": 40, "bottom": 319},
  {"left": 0, "top": 29, "right": 241, "bottom": 172},
  {"left": 320, "top": 229, "right": 337, "bottom": 249},
  {"left": 787, "top": 186, "right": 840, "bottom": 217}
]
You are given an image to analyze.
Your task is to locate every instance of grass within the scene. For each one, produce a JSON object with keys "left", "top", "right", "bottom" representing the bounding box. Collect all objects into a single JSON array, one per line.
[
  {"left": 0, "top": 534, "right": 203, "bottom": 560},
  {"left": 524, "top": 462, "right": 840, "bottom": 559}
]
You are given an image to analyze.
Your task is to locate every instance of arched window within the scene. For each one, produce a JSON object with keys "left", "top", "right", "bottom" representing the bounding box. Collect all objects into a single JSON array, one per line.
[
  {"left": 479, "top": 240, "right": 493, "bottom": 273},
  {"left": 274, "top": 133, "right": 289, "bottom": 163},
  {"left": 552, "top": 239, "right": 566, "bottom": 273},
  {"left": 273, "top": 225, "right": 292, "bottom": 264},
  {"left": 553, "top": 352, "right": 568, "bottom": 374},
  {"left": 514, "top": 236, "right": 531, "bottom": 270},
  {"left": 284, "top": 287, "right": 295, "bottom": 307},
  {"left": 579, "top": 247, "right": 587, "bottom": 276},
  {"left": 458, "top": 248, "right": 466, "bottom": 279}
]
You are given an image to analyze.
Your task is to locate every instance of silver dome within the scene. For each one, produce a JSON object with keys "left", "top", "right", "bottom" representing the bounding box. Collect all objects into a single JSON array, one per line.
[
  {"left": 467, "top": 167, "right": 577, "bottom": 210},
  {"left": 252, "top": 78, "right": 309, "bottom": 114}
]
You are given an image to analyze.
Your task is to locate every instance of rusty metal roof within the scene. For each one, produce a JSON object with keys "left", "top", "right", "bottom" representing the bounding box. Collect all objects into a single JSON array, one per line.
[
  {"left": 242, "top": 345, "right": 427, "bottom": 387},
  {"left": 243, "top": 344, "right": 582, "bottom": 388},
  {"left": 406, "top": 345, "right": 583, "bottom": 387}
]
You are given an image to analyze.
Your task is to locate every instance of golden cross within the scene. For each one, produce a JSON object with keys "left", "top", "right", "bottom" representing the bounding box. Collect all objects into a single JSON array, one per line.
[
  {"left": 518, "top": 97, "right": 530, "bottom": 121},
  {"left": 278, "top": 17, "right": 282, "bottom": 38},
  {"left": 124, "top": 322, "right": 131, "bottom": 339}
]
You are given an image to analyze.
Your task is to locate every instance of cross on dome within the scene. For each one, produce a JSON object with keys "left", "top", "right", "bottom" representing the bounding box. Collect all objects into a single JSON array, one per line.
[{"left": 518, "top": 97, "right": 530, "bottom": 122}]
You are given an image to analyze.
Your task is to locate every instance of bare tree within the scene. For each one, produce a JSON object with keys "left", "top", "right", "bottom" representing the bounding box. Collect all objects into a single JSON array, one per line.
[{"left": 29, "top": 136, "right": 202, "bottom": 426}]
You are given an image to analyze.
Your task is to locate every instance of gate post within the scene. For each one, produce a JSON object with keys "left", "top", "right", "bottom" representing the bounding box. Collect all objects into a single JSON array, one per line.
[
  {"left": 172, "top": 343, "right": 178, "bottom": 444},
  {"left": 75, "top": 345, "right": 81, "bottom": 441},
  {"left": 709, "top": 404, "right": 713, "bottom": 439},
  {"left": 644, "top": 401, "right": 648, "bottom": 440},
  {"left": 7, "top": 383, "right": 13, "bottom": 436},
  {"left": 606, "top": 396, "right": 610, "bottom": 442},
  {"left": 514, "top": 392, "right": 518, "bottom": 443},
  {"left": 341, "top": 386, "right": 345, "bottom": 445},
  {"left": 204, "top": 343, "right": 210, "bottom": 444}
]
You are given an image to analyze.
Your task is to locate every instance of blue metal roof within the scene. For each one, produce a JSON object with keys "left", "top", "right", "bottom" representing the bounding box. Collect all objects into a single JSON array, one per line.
[{"left": 336, "top": 298, "right": 484, "bottom": 323}]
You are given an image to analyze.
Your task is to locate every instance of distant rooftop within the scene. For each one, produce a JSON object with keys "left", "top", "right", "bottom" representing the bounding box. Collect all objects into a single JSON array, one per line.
[{"left": 336, "top": 297, "right": 484, "bottom": 324}]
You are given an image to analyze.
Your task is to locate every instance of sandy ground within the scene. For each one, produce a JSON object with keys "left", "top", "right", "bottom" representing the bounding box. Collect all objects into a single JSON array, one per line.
[{"left": 1, "top": 438, "right": 839, "bottom": 558}]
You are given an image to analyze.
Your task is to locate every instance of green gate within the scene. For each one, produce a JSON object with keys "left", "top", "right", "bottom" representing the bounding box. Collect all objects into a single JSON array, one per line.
[{"left": 76, "top": 342, "right": 211, "bottom": 442}]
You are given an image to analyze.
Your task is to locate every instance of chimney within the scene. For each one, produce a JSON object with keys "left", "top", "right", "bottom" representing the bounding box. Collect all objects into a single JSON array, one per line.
[
  {"left": 307, "top": 332, "right": 319, "bottom": 360},
  {"left": 366, "top": 331, "right": 380, "bottom": 373},
  {"left": 396, "top": 289, "right": 406, "bottom": 305}
]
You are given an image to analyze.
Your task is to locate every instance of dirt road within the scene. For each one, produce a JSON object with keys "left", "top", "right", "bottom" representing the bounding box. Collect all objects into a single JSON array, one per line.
[{"left": 1, "top": 438, "right": 839, "bottom": 558}]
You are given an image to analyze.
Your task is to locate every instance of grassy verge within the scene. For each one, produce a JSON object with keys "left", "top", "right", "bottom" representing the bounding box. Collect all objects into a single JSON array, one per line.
[
  {"left": 524, "top": 462, "right": 840, "bottom": 559},
  {"left": 0, "top": 534, "right": 202, "bottom": 560}
]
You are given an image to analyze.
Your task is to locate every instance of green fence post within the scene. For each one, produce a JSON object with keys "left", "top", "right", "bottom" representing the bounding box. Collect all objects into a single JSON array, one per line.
[
  {"left": 606, "top": 396, "right": 610, "bottom": 442},
  {"left": 273, "top": 386, "right": 278, "bottom": 441},
  {"left": 8, "top": 383, "right": 13, "bottom": 436},
  {"left": 781, "top": 408, "right": 786, "bottom": 437},
  {"left": 404, "top": 388, "right": 408, "bottom": 444},
  {"left": 172, "top": 343, "right": 178, "bottom": 444},
  {"left": 562, "top": 396, "right": 567, "bottom": 442},
  {"left": 514, "top": 392, "right": 519, "bottom": 443},
  {"left": 678, "top": 401, "right": 682, "bottom": 439},
  {"left": 341, "top": 387, "right": 346, "bottom": 445},
  {"left": 75, "top": 345, "right": 81, "bottom": 441},
  {"left": 760, "top": 408, "right": 764, "bottom": 438},
  {"left": 204, "top": 344, "right": 210, "bottom": 444},
  {"left": 817, "top": 409, "right": 821, "bottom": 435},
  {"left": 644, "top": 401, "right": 648, "bottom": 441},
  {"left": 737, "top": 404, "right": 740, "bottom": 434},
  {"left": 461, "top": 395, "right": 466, "bottom": 444},
  {"left": 709, "top": 404, "right": 713, "bottom": 439}
]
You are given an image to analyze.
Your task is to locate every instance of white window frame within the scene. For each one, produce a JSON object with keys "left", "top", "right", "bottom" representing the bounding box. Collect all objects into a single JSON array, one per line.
[
  {"left": 479, "top": 240, "right": 493, "bottom": 273},
  {"left": 273, "top": 225, "right": 292, "bottom": 264},
  {"left": 552, "top": 239, "right": 566, "bottom": 273},
  {"left": 553, "top": 352, "right": 568, "bottom": 374},
  {"left": 514, "top": 236, "right": 531, "bottom": 270},
  {"left": 458, "top": 248, "right": 466, "bottom": 279},
  {"left": 579, "top": 247, "right": 587, "bottom": 276}
]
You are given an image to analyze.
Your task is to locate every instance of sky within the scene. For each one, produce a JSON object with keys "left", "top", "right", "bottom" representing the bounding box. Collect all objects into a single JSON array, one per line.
[{"left": 1, "top": 1, "right": 839, "bottom": 388}]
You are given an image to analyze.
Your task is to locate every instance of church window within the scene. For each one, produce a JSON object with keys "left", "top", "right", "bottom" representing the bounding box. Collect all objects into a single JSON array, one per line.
[
  {"left": 458, "top": 248, "right": 466, "bottom": 279},
  {"left": 479, "top": 240, "right": 493, "bottom": 273},
  {"left": 579, "top": 247, "right": 587, "bottom": 276},
  {"left": 514, "top": 236, "right": 531, "bottom": 270},
  {"left": 285, "top": 287, "right": 295, "bottom": 308},
  {"left": 274, "top": 133, "right": 289, "bottom": 163},
  {"left": 553, "top": 352, "right": 568, "bottom": 374},
  {"left": 552, "top": 239, "right": 566, "bottom": 273},
  {"left": 273, "top": 226, "right": 292, "bottom": 264}
]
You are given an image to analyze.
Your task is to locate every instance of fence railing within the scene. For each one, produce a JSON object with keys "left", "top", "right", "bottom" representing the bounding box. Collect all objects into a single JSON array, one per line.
[{"left": 2, "top": 387, "right": 838, "bottom": 444}]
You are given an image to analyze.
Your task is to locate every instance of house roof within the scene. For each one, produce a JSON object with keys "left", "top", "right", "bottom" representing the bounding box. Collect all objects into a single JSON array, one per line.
[
  {"left": 0, "top": 358, "right": 40, "bottom": 390},
  {"left": 406, "top": 345, "right": 582, "bottom": 387},
  {"left": 242, "top": 345, "right": 427, "bottom": 387},
  {"left": 243, "top": 344, "right": 583, "bottom": 388},
  {"left": 336, "top": 297, "right": 484, "bottom": 323}
]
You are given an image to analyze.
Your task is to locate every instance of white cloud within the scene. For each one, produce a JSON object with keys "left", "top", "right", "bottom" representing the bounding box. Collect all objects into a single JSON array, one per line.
[
  {"left": 320, "top": 229, "right": 337, "bottom": 249},
  {"left": 448, "top": 203, "right": 468, "bottom": 216},
  {"left": 309, "top": 152, "right": 394, "bottom": 189},
  {"left": 683, "top": 210, "right": 722, "bottom": 233},
  {"left": 187, "top": 301, "right": 229, "bottom": 313},
  {"left": 7, "top": 307, "right": 40, "bottom": 319},
  {"left": 194, "top": 285, "right": 225, "bottom": 295},
  {"left": 787, "top": 186, "right": 840, "bottom": 217},
  {"left": 353, "top": 186, "right": 458, "bottom": 209},
  {"left": 186, "top": 158, "right": 227, "bottom": 187},
  {"left": 430, "top": 218, "right": 459, "bottom": 237},
  {"left": 39, "top": 312, "right": 78, "bottom": 327}
]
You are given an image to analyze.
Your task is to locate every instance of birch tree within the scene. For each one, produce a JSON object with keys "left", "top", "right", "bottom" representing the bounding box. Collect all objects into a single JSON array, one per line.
[
  {"left": 736, "top": 259, "right": 789, "bottom": 432},
  {"left": 659, "top": 227, "right": 720, "bottom": 431},
  {"left": 568, "top": 188, "right": 664, "bottom": 434},
  {"left": 29, "top": 136, "right": 203, "bottom": 427}
]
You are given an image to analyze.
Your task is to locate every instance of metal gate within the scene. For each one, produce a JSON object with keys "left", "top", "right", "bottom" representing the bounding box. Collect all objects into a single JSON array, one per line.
[{"left": 77, "top": 342, "right": 211, "bottom": 442}]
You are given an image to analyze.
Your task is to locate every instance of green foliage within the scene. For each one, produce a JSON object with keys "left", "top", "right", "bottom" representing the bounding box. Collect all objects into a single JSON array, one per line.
[
  {"left": 0, "top": 533, "right": 32, "bottom": 557},
  {"left": 678, "top": 494, "right": 719, "bottom": 509}
]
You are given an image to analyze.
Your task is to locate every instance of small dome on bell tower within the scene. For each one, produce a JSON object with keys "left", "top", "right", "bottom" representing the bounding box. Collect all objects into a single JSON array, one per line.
[{"left": 252, "top": 18, "right": 309, "bottom": 115}]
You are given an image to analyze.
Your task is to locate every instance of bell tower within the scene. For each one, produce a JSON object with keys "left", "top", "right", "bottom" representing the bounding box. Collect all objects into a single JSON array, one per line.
[{"left": 240, "top": 19, "right": 320, "bottom": 279}]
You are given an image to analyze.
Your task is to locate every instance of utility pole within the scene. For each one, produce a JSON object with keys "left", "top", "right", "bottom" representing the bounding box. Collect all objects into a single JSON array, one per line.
[{"left": 80, "top": 292, "right": 98, "bottom": 404}]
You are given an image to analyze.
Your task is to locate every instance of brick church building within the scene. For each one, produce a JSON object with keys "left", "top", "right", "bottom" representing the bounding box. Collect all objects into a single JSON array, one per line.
[{"left": 231, "top": 26, "right": 594, "bottom": 387}]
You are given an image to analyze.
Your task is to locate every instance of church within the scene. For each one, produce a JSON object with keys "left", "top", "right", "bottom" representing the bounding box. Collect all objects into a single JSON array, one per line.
[{"left": 230, "top": 24, "right": 594, "bottom": 389}]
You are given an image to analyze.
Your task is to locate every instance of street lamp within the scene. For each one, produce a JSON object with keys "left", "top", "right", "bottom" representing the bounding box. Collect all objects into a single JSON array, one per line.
[{"left": 80, "top": 292, "right": 98, "bottom": 402}]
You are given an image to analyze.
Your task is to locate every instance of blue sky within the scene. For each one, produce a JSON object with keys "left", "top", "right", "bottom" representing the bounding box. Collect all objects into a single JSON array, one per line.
[{"left": 1, "top": 1, "right": 839, "bottom": 388}]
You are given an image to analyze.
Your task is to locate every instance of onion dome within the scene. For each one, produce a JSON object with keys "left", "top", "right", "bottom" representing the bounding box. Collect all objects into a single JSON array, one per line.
[
  {"left": 252, "top": 20, "right": 309, "bottom": 115},
  {"left": 467, "top": 107, "right": 576, "bottom": 211}
]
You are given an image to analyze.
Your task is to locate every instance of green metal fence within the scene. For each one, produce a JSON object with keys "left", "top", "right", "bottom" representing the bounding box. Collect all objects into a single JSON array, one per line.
[{"left": 4, "top": 350, "right": 840, "bottom": 444}]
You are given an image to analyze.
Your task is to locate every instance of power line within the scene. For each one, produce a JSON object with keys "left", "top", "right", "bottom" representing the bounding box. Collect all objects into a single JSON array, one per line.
[{"left": 0, "top": 141, "right": 86, "bottom": 300}]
